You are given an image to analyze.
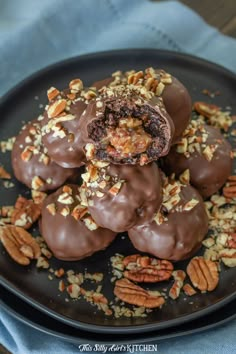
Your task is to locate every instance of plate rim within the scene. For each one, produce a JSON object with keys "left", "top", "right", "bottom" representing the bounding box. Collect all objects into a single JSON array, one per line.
[
  {"left": 1, "top": 284, "right": 236, "bottom": 345},
  {"left": 1, "top": 48, "right": 236, "bottom": 103},
  {"left": 0, "top": 48, "right": 236, "bottom": 334}
]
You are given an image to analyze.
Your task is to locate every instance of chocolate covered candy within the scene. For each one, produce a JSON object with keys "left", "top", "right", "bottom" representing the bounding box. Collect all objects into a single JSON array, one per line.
[
  {"left": 79, "top": 85, "right": 174, "bottom": 165},
  {"left": 93, "top": 68, "right": 192, "bottom": 142},
  {"left": 12, "top": 120, "right": 78, "bottom": 192},
  {"left": 128, "top": 175, "right": 209, "bottom": 261},
  {"left": 82, "top": 161, "right": 163, "bottom": 232},
  {"left": 161, "top": 120, "right": 233, "bottom": 198},
  {"left": 41, "top": 184, "right": 117, "bottom": 261},
  {"left": 40, "top": 80, "right": 96, "bottom": 168}
]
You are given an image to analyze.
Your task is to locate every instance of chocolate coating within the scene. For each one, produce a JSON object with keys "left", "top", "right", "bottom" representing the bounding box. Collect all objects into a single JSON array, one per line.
[
  {"left": 12, "top": 120, "right": 78, "bottom": 192},
  {"left": 128, "top": 184, "right": 209, "bottom": 261},
  {"left": 79, "top": 86, "right": 174, "bottom": 165},
  {"left": 85, "top": 162, "right": 163, "bottom": 232},
  {"left": 41, "top": 89, "right": 88, "bottom": 168},
  {"left": 93, "top": 68, "right": 192, "bottom": 142},
  {"left": 161, "top": 123, "right": 233, "bottom": 198},
  {"left": 160, "top": 75, "right": 192, "bottom": 142},
  {"left": 41, "top": 184, "right": 117, "bottom": 261}
]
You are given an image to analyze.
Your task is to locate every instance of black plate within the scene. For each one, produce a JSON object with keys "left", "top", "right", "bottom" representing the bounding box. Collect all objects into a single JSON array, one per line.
[
  {"left": 0, "top": 49, "right": 236, "bottom": 334},
  {"left": 1, "top": 284, "right": 236, "bottom": 345}
]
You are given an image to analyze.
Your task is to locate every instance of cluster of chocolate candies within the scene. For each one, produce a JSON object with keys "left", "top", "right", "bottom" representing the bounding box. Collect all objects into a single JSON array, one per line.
[{"left": 12, "top": 68, "right": 233, "bottom": 261}]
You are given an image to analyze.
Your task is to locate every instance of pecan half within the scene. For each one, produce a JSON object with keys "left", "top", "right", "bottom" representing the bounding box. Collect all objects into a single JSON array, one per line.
[
  {"left": 187, "top": 257, "right": 219, "bottom": 292},
  {"left": 11, "top": 196, "right": 41, "bottom": 229},
  {"left": 114, "top": 278, "right": 165, "bottom": 308},
  {"left": 123, "top": 254, "right": 173, "bottom": 283},
  {"left": 0, "top": 225, "right": 41, "bottom": 265}
]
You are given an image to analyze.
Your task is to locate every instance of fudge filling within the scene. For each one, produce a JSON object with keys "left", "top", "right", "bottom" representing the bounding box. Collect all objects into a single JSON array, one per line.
[{"left": 87, "top": 99, "right": 172, "bottom": 164}]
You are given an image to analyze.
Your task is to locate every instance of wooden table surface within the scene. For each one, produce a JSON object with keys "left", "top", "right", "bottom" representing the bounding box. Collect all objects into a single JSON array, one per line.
[{"left": 0, "top": 1, "right": 235, "bottom": 354}]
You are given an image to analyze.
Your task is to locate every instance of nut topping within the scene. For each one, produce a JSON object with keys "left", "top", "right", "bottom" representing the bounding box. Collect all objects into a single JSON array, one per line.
[
  {"left": 31, "top": 176, "right": 45, "bottom": 191},
  {"left": 0, "top": 225, "right": 41, "bottom": 265},
  {"left": 114, "top": 278, "right": 165, "bottom": 308},
  {"left": 123, "top": 254, "right": 173, "bottom": 283},
  {"left": 187, "top": 257, "right": 219, "bottom": 292},
  {"left": 69, "top": 78, "right": 83, "bottom": 91},
  {"left": 47, "top": 99, "right": 67, "bottom": 118},
  {"left": 47, "top": 87, "right": 60, "bottom": 101}
]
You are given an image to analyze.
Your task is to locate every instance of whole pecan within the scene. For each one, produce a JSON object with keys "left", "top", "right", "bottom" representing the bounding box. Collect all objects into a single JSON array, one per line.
[
  {"left": 123, "top": 254, "right": 173, "bottom": 283},
  {"left": 0, "top": 225, "right": 41, "bottom": 265},
  {"left": 187, "top": 257, "right": 219, "bottom": 292},
  {"left": 11, "top": 196, "right": 41, "bottom": 229},
  {"left": 114, "top": 278, "right": 165, "bottom": 308}
]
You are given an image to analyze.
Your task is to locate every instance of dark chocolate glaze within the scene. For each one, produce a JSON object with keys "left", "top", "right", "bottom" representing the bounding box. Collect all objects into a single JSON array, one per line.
[
  {"left": 128, "top": 185, "right": 208, "bottom": 261},
  {"left": 11, "top": 120, "right": 78, "bottom": 192},
  {"left": 86, "top": 162, "right": 163, "bottom": 232},
  {"left": 92, "top": 69, "right": 192, "bottom": 142},
  {"left": 79, "top": 88, "right": 174, "bottom": 165},
  {"left": 41, "top": 95, "right": 87, "bottom": 168},
  {"left": 41, "top": 185, "right": 117, "bottom": 261},
  {"left": 161, "top": 124, "right": 233, "bottom": 198}
]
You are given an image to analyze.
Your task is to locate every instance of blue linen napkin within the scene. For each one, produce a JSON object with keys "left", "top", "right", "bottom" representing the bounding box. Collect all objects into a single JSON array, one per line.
[{"left": 0, "top": 0, "right": 236, "bottom": 353}]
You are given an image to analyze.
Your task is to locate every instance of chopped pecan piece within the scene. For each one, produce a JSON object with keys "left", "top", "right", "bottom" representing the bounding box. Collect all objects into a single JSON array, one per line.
[
  {"left": 169, "top": 270, "right": 186, "bottom": 300},
  {"left": 47, "top": 99, "right": 67, "bottom": 118},
  {"left": 183, "top": 283, "right": 197, "bottom": 296},
  {"left": 0, "top": 225, "right": 41, "bottom": 265},
  {"left": 0, "top": 166, "right": 11, "bottom": 179},
  {"left": 194, "top": 102, "right": 220, "bottom": 119},
  {"left": 187, "top": 257, "right": 219, "bottom": 292},
  {"left": 31, "top": 190, "right": 47, "bottom": 205},
  {"left": 47, "top": 87, "right": 60, "bottom": 101},
  {"left": 219, "top": 249, "right": 236, "bottom": 267},
  {"left": 11, "top": 196, "right": 41, "bottom": 229},
  {"left": 123, "top": 254, "right": 173, "bottom": 283},
  {"left": 114, "top": 278, "right": 165, "bottom": 308},
  {"left": 227, "top": 232, "right": 236, "bottom": 249}
]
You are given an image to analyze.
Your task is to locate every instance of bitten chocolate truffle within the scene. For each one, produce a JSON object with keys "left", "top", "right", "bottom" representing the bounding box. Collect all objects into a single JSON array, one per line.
[
  {"left": 161, "top": 120, "right": 233, "bottom": 198},
  {"left": 41, "top": 184, "right": 117, "bottom": 261},
  {"left": 40, "top": 79, "right": 96, "bottom": 168},
  {"left": 12, "top": 120, "right": 78, "bottom": 192},
  {"left": 82, "top": 161, "right": 163, "bottom": 232},
  {"left": 79, "top": 85, "right": 174, "bottom": 165},
  {"left": 93, "top": 68, "right": 192, "bottom": 142},
  {"left": 128, "top": 175, "right": 209, "bottom": 261}
]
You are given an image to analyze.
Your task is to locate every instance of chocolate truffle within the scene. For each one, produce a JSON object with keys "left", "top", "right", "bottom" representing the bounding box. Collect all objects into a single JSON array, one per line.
[
  {"left": 41, "top": 184, "right": 117, "bottom": 261},
  {"left": 161, "top": 120, "right": 233, "bottom": 198},
  {"left": 12, "top": 120, "right": 78, "bottom": 192},
  {"left": 79, "top": 85, "right": 174, "bottom": 165},
  {"left": 40, "top": 80, "right": 96, "bottom": 168},
  {"left": 128, "top": 176, "right": 209, "bottom": 261},
  {"left": 93, "top": 67, "right": 192, "bottom": 142},
  {"left": 82, "top": 161, "right": 163, "bottom": 232}
]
